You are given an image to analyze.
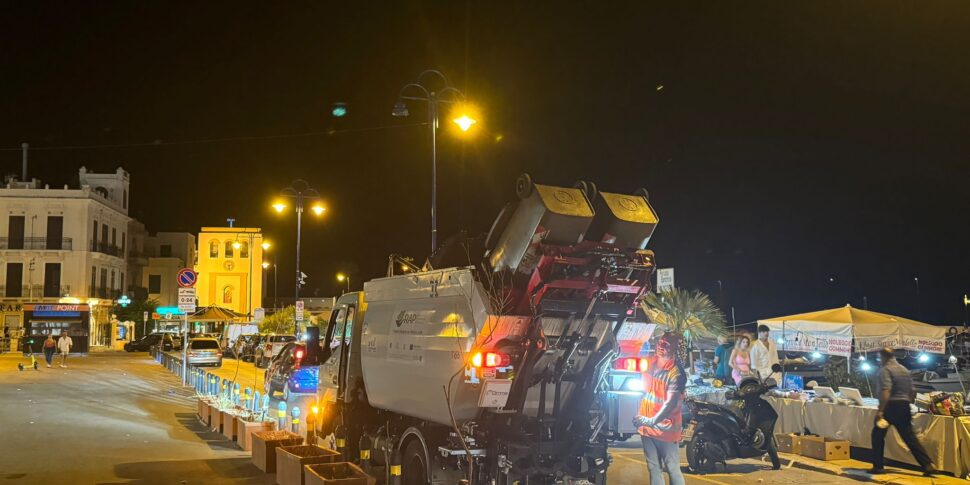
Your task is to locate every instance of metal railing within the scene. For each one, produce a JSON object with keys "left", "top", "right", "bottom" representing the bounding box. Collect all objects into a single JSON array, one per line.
[
  {"left": 90, "top": 241, "right": 124, "bottom": 257},
  {"left": 0, "top": 284, "right": 71, "bottom": 298},
  {"left": 0, "top": 237, "right": 73, "bottom": 250}
]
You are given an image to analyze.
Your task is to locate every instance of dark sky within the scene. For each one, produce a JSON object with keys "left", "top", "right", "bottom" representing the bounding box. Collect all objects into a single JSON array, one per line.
[{"left": 2, "top": 2, "right": 969, "bottom": 325}]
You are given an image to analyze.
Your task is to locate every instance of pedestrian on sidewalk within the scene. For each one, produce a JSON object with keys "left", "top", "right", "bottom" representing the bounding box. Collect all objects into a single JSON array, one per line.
[
  {"left": 42, "top": 334, "right": 56, "bottom": 368},
  {"left": 634, "top": 332, "right": 687, "bottom": 485},
  {"left": 870, "top": 347, "right": 937, "bottom": 476},
  {"left": 57, "top": 332, "right": 73, "bottom": 368}
]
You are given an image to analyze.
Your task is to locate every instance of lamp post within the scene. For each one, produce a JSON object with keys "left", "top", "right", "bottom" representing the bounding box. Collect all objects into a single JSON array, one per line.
[
  {"left": 273, "top": 180, "right": 326, "bottom": 338},
  {"left": 337, "top": 273, "right": 350, "bottom": 293},
  {"left": 393, "top": 69, "right": 477, "bottom": 254}
]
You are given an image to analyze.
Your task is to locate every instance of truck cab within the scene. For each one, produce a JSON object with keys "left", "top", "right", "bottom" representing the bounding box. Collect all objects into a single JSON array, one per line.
[{"left": 318, "top": 292, "right": 365, "bottom": 406}]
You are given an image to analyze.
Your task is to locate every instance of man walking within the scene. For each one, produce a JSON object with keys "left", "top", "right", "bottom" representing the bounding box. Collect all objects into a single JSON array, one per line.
[
  {"left": 750, "top": 324, "right": 781, "bottom": 381},
  {"left": 57, "top": 332, "right": 73, "bottom": 368},
  {"left": 634, "top": 332, "right": 687, "bottom": 485},
  {"left": 870, "top": 347, "right": 936, "bottom": 476}
]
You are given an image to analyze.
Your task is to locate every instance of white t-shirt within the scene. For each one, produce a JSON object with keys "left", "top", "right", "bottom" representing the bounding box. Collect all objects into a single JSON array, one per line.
[
  {"left": 750, "top": 338, "right": 780, "bottom": 379},
  {"left": 57, "top": 335, "right": 73, "bottom": 353}
]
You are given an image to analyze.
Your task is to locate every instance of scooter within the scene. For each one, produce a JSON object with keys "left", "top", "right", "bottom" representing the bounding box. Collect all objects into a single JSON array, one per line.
[
  {"left": 683, "top": 363, "right": 783, "bottom": 473},
  {"left": 18, "top": 339, "right": 39, "bottom": 371}
]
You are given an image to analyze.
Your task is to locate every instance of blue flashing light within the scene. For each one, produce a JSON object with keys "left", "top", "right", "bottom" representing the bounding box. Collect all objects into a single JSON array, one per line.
[
  {"left": 811, "top": 351, "right": 822, "bottom": 360},
  {"left": 860, "top": 361, "right": 873, "bottom": 372},
  {"left": 624, "top": 378, "right": 645, "bottom": 392},
  {"left": 918, "top": 353, "right": 930, "bottom": 364}
]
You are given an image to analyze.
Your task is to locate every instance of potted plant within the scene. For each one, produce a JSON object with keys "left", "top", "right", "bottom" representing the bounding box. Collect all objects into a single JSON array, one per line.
[
  {"left": 251, "top": 430, "right": 303, "bottom": 473},
  {"left": 276, "top": 445, "right": 341, "bottom": 485},
  {"left": 305, "top": 462, "right": 375, "bottom": 485}
]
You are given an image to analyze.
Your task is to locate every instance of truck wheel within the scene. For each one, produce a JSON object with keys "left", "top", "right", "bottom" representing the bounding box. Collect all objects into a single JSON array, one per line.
[{"left": 402, "top": 438, "right": 430, "bottom": 485}]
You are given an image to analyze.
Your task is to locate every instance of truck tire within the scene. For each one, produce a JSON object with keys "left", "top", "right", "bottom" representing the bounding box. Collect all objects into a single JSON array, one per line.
[{"left": 402, "top": 438, "right": 430, "bottom": 485}]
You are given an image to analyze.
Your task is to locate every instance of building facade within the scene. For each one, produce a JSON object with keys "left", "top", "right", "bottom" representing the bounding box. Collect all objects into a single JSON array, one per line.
[
  {"left": 195, "top": 227, "right": 264, "bottom": 317},
  {"left": 0, "top": 167, "right": 133, "bottom": 351}
]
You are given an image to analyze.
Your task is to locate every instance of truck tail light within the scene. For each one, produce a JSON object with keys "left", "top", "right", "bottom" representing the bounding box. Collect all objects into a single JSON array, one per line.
[
  {"left": 471, "top": 351, "right": 511, "bottom": 368},
  {"left": 615, "top": 357, "right": 649, "bottom": 372}
]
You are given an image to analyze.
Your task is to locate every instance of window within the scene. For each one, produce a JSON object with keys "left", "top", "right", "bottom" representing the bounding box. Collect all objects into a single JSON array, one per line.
[
  {"left": 92, "top": 220, "right": 98, "bottom": 247},
  {"left": 123, "top": 189, "right": 128, "bottom": 209},
  {"left": 159, "top": 244, "right": 172, "bottom": 257},
  {"left": 90, "top": 266, "right": 97, "bottom": 295},
  {"left": 209, "top": 240, "right": 219, "bottom": 258},
  {"left": 111, "top": 228, "right": 117, "bottom": 247},
  {"left": 224, "top": 241, "right": 234, "bottom": 258},
  {"left": 223, "top": 285, "right": 233, "bottom": 304},
  {"left": 5, "top": 263, "right": 23, "bottom": 297},
  {"left": 148, "top": 275, "right": 161, "bottom": 294},
  {"left": 46, "top": 216, "right": 63, "bottom": 250},
  {"left": 7, "top": 216, "right": 25, "bottom": 249},
  {"left": 43, "top": 263, "right": 61, "bottom": 297},
  {"left": 100, "top": 268, "right": 108, "bottom": 294},
  {"left": 101, "top": 224, "right": 108, "bottom": 244},
  {"left": 110, "top": 270, "right": 115, "bottom": 290},
  {"left": 120, "top": 272, "right": 124, "bottom": 292},
  {"left": 121, "top": 232, "right": 126, "bottom": 254},
  {"left": 190, "top": 339, "right": 220, "bottom": 350},
  {"left": 240, "top": 241, "right": 249, "bottom": 258}
]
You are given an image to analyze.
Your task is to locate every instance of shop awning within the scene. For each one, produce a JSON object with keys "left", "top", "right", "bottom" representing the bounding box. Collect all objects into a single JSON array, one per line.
[{"left": 187, "top": 305, "right": 247, "bottom": 322}]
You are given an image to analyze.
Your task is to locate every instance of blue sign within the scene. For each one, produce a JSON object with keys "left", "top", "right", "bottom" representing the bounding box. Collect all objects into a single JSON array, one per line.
[{"left": 177, "top": 268, "right": 197, "bottom": 288}]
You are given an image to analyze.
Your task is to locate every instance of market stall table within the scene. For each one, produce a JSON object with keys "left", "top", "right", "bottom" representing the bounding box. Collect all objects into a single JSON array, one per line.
[{"left": 767, "top": 397, "right": 966, "bottom": 477}]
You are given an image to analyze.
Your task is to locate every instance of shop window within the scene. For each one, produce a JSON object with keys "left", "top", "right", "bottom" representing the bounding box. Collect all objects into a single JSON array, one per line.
[
  {"left": 223, "top": 285, "right": 234, "bottom": 304},
  {"left": 224, "top": 241, "right": 234, "bottom": 258},
  {"left": 209, "top": 240, "right": 219, "bottom": 258}
]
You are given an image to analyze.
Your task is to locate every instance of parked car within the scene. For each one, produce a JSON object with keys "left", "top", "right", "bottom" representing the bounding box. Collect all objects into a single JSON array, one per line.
[
  {"left": 264, "top": 342, "right": 318, "bottom": 401},
  {"left": 124, "top": 333, "right": 174, "bottom": 352},
  {"left": 186, "top": 338, "right": 223, "bottom": 367},
  {"left": 256, "top": 334, "right": 296, "bottom": 368}
]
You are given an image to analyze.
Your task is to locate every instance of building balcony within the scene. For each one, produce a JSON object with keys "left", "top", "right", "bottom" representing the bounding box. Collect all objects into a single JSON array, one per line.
[
  {"left": 0, "top": 237, "right": 73, "bottom": 250},
  {"left": 0, "top": 284, "right": 72, "bottom": 299},
  {"left": 95, "top": 287, "right": 122, "bottom": 300},
  {"left": 90, "top": 241, "right": 124, "bottom": 257}
]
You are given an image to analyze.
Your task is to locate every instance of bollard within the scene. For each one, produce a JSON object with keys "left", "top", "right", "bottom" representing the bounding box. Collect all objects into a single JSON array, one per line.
[
  {"left": 290, "top": 406, "right": 301, "bottom": 434},
  {"left": 277, "top": 401, "right": 288, "bottom": 430},
  {"left": 307, "top": 405, "right": 319, "bottom": 443},
  {"left": 359, "top": 434, "right": 372, "bottom": 475},
  {"left": 389, "top": 445, "right": 402, "bottom": 485},
  {"left": 335, "top": 425, "right": 347, "bottom": 461},
  {"left": 233, "top": 383, "right": 240, "bottom": 406}
]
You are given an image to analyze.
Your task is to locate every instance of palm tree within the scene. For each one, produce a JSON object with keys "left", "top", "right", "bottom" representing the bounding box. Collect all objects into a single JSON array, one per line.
[{"left": 641, "top": 288, "right": 727, "bottom": 365}]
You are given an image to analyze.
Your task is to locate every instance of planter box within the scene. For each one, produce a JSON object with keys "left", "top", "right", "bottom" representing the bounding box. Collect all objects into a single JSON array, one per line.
[
  {"left": 800, "top": 436, "right": 850, "bottom": 461},
  {"left": 305, "top": 462, "right": 375, "bottom": 485},
  {"left": 197, "top": 398, "right": 206, "bottom": 420},
  {"left": 276, "top": 445, "right": 342, "bottom": 485},
  {"left": 209, "top": 403, "right": 224, "bottom": 433},
  {"left": 252, "top": 430, "right": 303, "bottom": 473},
  {"left": 237, "top": 419, "right": 275, "bottom": 451},
  {"left": 221, "top": 410, "right": 239, "bottom": 441},
  {"left": 775, "top": 433, "right": 802, "bottom": 454}
]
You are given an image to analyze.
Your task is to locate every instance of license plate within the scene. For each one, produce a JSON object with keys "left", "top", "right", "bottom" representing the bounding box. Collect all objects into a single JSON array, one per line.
[{"left": 682, "top": 421, "right": 696, "bottom": 442}]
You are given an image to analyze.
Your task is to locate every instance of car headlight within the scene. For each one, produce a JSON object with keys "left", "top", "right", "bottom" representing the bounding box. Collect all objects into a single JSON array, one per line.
[{"left": 624, "top": 378, "right": 645, "bottom": 392}]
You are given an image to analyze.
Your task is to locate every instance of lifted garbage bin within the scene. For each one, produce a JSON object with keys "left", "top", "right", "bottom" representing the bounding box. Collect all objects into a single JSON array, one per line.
[{"left": 276, "top": 445, "right": 341, "bottom": 485}]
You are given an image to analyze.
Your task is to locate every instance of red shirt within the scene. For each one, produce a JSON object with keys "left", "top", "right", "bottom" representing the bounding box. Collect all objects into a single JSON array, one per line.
[{"left": 638, "top": 355, "right": 687, "bottom": 442}]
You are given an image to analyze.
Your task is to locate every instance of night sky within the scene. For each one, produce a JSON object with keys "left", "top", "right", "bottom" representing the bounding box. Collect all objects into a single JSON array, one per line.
[{"left": 2, "top": 2, "right": 968, "bottom": 325}]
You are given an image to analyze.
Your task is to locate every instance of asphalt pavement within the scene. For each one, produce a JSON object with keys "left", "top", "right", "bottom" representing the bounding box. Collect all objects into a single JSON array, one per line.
[{"left": 0, "top": 352, "right": 912, "bottom": 484}]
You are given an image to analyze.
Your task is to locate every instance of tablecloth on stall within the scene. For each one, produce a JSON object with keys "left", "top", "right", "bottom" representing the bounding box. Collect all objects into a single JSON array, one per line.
[{"left": 767, "top": 397, "right": 966, "bottom": 477}]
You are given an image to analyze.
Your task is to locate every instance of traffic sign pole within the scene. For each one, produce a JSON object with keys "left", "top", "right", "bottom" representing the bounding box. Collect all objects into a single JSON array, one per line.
[{"left": 176, "top": 268, "right": 197, "bottom": 386}]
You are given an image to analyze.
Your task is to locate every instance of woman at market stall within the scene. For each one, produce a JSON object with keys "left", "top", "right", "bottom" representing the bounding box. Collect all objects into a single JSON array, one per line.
[{"left": 729, "top": 335, "right": 753, "bottom": 384}]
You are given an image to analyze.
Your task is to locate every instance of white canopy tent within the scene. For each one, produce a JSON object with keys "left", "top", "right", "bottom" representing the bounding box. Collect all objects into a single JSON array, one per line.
[{"left": 758, "top": 305, "right": 946, "bottom": 357}]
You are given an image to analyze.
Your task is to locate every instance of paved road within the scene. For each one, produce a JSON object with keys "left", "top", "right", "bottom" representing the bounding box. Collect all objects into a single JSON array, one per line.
[{"left": 0, "top": 352, "right": 865, "bottom": 484}]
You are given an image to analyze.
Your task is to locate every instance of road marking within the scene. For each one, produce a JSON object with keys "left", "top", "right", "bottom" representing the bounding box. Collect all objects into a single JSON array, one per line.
[
  {"left": 612, "top": 453, "right": 646, "bottom": 466},
  {"left": 611, "top": 453, "right": 731, "bottom": 485},
  {"left": 690, "top": 475, "right": 731, "bottom": 485}
]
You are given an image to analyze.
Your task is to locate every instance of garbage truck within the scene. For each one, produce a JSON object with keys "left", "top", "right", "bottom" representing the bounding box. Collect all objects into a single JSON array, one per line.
[{"left": 314, "top": 174, "right": 659, "bottom": 484}]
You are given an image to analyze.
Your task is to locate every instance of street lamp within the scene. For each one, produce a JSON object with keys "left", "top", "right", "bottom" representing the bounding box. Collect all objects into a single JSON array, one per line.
[
  {"left": 393, "top": 69, "right": 477, "bottom": 254},
  {"left": 337, "top": 273, "right": 350, "bottom": 293},
  {"left": 272, "top": 179, "right": 326, "bottom": 337}
]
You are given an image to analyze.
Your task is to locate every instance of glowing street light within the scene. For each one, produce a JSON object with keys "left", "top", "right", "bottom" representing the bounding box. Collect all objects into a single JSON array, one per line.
[
  {"left": 232, "top": 241, "right": 241, "bottom": 250},
  {"left": 393, "top": 69, "right": 477, "bottom": 253},
  {"left": 273, "top": 179, "right": 326, "bottom": 338},
  {"left": 262, "top": 261, "right": 270, "bottom": 269},
  {"left": 336, "top": 273, "right": 350, "bottom": 292},
  {"left": 453, "top": 114, "right": 477, "bottom": 132},
  {"left": 261, "top": 241, "right": 271, "bottom": 251}
]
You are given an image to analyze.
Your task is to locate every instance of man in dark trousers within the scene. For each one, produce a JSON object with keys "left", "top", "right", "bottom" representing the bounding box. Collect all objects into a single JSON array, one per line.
[{"left": 870, "top": 347, "right": 936, "bottom": 476}]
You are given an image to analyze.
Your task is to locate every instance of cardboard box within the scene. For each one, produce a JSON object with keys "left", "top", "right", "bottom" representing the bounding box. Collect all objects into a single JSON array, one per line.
[
  {"left": 800, "top": 436, "right": 850, "bottom": 461},
  {"left": 774, "top": 433, "right": 802, "bottom": 454}
]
